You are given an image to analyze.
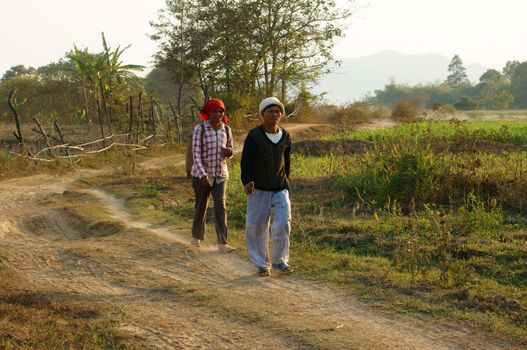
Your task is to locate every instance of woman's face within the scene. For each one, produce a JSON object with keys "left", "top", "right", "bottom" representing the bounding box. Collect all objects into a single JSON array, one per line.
[{"left": 209, "top": 107, "right": 225, "bottom": 123}]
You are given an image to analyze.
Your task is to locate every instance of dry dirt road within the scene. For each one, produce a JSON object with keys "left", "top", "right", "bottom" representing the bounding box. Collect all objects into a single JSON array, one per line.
[{"left": 0, "top": 123, "right": 515, "bottom": 349}]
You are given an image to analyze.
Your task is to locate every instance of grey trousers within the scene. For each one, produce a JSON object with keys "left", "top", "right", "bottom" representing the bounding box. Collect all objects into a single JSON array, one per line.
[
  {"left": 191, "top": 177, "right": 228, "bottom": 244},
  {"left": 245, "top": 189, "right": 291, "bottom": 269}
]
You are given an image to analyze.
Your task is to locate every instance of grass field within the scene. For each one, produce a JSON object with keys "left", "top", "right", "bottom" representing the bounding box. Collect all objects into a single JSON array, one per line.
[
  {"left": 327, "top": 119, "right": 527, "bottom": 146},
  {"left": 2, "top": 118, "right": 527, "bottom": 346}
]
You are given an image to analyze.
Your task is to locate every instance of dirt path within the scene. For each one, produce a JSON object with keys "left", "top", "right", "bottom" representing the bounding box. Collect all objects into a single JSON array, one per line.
[{"left": 0, "top": 123, "right": 514, "bottom": 349}]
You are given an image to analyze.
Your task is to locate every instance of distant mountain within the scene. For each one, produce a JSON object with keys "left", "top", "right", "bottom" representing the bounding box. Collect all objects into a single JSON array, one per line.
[{"left": 313, "top": 50, "right": 487, "bottom": 104}]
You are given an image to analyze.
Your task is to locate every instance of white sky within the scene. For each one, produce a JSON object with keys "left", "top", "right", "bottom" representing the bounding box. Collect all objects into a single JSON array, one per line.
[{"left": 1, "top": 0, "right": 526, "bottom": 77}]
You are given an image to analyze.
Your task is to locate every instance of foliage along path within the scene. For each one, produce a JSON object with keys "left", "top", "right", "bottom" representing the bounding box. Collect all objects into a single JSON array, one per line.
[{"left": 0, "top": 123, "right": 513, "bottom": 349}]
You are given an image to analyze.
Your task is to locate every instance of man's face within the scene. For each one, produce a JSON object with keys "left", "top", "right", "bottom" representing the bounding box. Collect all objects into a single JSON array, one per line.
[{"left": 262, "top": 105, "right": 283, "bottom": 125}]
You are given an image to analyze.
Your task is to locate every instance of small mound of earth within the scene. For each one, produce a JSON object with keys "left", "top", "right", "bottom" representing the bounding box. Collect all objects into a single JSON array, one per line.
[
  {"left": 293, "top": 139, "right": 374, "bottom": 156},
  {"left": 21, "top": 208, "right": 124, "bottom": 240}
]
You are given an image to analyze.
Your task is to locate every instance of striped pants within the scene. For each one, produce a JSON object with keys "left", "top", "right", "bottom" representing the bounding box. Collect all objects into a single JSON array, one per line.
[{"left": 245, "top": 189, "right": 291, "bottom": 269}]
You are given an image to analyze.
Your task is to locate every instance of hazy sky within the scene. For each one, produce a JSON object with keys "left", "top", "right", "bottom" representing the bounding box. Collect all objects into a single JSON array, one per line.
[{"left": 1, "top": 0, "right": 526, "bottom": 77}]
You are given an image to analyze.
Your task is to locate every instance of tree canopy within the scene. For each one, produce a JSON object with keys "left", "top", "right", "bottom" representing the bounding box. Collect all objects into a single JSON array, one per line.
[
  {"left": 369, "top": 55, "right": 527, "bottom": 110},
  {"left": 445, "top": 54, "right": 469, "bottom": 88},
  {"left": 150, "top": 0, "right": 353, "bottom": 118}
]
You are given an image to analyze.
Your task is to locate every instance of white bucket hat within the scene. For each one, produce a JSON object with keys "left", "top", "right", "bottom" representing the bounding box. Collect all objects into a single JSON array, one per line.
[{"left": 259, "top": 97, "right": 285, "bottom": 117}]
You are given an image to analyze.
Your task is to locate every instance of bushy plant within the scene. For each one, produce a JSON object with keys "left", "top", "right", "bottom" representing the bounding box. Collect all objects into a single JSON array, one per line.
[
  {"left": 454, "top": 96, "right": 477, "bottom": 110},
  {"left": 327, "top": 103, "right": 389, "bottom": 124},
  {"left": 391, "top": 100, "right": 422, "bottom": 122},
  {"left": 452, "top": 193, "right": 504, "bottom": 237},
  {"left": 380, "top": 204, "right": 473, "bottom": 287},
  {"left": 442, "top": 153, "right": 527, "bottom": 214},
  {"left": 341, "top": 138, "right": 444, "bottom": 211}
]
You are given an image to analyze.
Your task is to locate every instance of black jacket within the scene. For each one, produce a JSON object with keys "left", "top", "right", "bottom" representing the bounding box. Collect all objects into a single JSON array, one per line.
[{"left": 240, "top": 125, "right": 291, "bottom": 191}]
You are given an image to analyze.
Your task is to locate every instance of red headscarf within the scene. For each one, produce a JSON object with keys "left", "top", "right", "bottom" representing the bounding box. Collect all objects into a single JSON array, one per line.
[{"left": 199, "top": 98, "right": 228, "bottom": 124}]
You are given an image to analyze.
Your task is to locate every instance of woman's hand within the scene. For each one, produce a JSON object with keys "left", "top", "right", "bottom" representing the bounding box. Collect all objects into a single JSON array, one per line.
[
  {"left": 221, "top": 147, "right": 233, "bottom": 157},
  {"left": 201, "top": 176, "right": 211, "bottom": 187}
]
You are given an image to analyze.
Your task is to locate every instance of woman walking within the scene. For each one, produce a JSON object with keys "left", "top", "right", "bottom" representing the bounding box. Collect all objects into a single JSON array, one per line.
[{"left": 190, "top": 98, "right": 235, "bottom": 253}]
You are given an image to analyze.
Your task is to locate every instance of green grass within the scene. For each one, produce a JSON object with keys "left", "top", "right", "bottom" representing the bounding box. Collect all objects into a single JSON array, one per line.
[
  {"left": 462, "top": 109, "right": 527, "bottom": 119},
  {"left": 313, "top": 121, "right": 527, "bottom": 214},
  {"left": 325, "top": 120, "right": 527, "bottom": 146}
]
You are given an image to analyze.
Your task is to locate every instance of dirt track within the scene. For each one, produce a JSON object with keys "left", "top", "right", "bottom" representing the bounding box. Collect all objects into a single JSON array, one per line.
[{"left": 0, "top": 123, "right": 514, "bottom": 349}]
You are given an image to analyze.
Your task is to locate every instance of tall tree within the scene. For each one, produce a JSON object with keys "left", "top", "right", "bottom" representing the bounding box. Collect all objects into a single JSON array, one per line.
[
  {"left": 151, "top": 0, "right": 210, "bottom": 117},
  {"left": 505, "top": 60, "right": 527, "bottom": 108},
  {"left": 1, "top": 65, "right": 37, "bottom": 81},
  {"left": 477, "top": 69, "right": 513, "bottom": 109},
  {"left": 67, "top": 34, "right": 144, "bottom": 127},
  {"left": 503, "top": 60, "right": 520, "bottom": 81},
  {"left": 445, "top": 55, "right": 469, "bottom": 88},
  {"left": 150, "top": 0, "right": 352, "bottom": 113}
]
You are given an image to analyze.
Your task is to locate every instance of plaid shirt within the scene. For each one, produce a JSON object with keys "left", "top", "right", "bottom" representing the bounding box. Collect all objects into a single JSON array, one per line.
[{"left": 190, "top": 121, "right": 233, "bottom": 179}]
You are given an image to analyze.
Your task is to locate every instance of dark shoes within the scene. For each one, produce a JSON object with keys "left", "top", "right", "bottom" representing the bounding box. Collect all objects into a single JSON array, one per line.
[
  {"left": 272, "top": 263, "right": 294, "bottom": 274},
  {"left": 257, "top": 263, "right": 293, "bottom": 276},
  {"left": 258, "top": 267, "right": 270, "bottom": 277}
]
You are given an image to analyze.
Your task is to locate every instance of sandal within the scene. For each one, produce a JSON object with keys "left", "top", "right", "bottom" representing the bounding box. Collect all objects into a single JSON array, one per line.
[
  {"left": 190, "top": 237, "right": 201, "bottom": 247},
  {"left": 218, "top": 244, "right": 236, "bottom": 254},
  {"left": 272, "top": 263, "right": 293, "bottom": 273},
  {"left": 258, "top": 267, "right": 270, "bottom": 277}
]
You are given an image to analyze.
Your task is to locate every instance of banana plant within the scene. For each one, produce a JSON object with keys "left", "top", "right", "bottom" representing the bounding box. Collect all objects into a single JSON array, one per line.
[{"left": 67, "top": 33, "right": 145, "bottom": 136}]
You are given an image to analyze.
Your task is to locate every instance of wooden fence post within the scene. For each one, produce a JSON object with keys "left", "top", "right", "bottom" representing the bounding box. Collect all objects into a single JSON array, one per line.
[
  {"left": 138, "top": 93, "right": 144, "bottom": 134},
  {"left": 128, "top": 95, "right": 133, "bottom": 143}
]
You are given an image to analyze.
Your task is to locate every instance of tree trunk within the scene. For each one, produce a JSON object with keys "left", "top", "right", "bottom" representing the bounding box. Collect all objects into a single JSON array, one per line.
[
  {"left": 98, "top": 77, "right": 112, "bottom": 134},
  {"left": 33, "top": 116, "right": 53, "bottom": 157},
  {"left": 53, "top": 121, "right": 70, "bottom": 157},
  {"left": 150, "top": 96, "right": 156, "bottom": 144},
  {"left": 160, "top": 103, "right": 170, "bottom": 136},
  {"left": 169, "top": 101, "right": 182, "bottom": 144},
  {"left": 7, "top": 89, "right": 24, "bottom": 144},
  {"left": 96, "top": 98, "right": 106, "bottom": 148},
  {"left": 281, "top": 73, "right": 287, "bottom": 103},
  {"left": 82, "top": 82, "right": 91, "bottom": 128}
]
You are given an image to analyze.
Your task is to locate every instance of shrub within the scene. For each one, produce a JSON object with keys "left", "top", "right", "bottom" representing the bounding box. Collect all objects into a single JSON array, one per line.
[
  {"left": 327, "top": 103, "right": 389, "bottom": 124},
  {"left": 340, "top": 138, "right": 444, "bottom": 212},
  {"left": 430, "top": 101, "right": 456, "bottom": 118},
  {"left": 382, "top": 204, "right": 471, "bottom": 287},
  {"left": 454, "top": 96, "right": 477, "bottom": 110},
  {"left": 391, "top": 100, "right": 421, "bottom": 122},
  {"left": 452, "top": 193, "right": 504, "bottom": 237}
]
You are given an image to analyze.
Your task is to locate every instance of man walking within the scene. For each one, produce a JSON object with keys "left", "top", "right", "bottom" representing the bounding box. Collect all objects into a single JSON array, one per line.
[{"left": 241, "top": 97, "right": 293, "bottom": 277}]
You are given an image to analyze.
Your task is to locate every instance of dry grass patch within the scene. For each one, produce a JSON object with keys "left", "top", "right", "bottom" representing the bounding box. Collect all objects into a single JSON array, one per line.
[{"left": 0, "top": 268, "right": 140, "bottom": 349}]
